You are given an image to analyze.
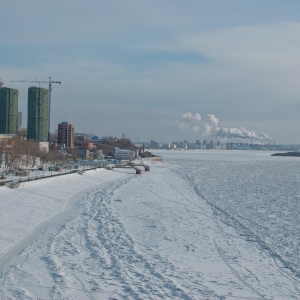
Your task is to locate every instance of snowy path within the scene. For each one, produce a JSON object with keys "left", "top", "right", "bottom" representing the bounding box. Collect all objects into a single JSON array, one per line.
[{"left": 0, "top": 159, "right": 300, "bottom": 299}]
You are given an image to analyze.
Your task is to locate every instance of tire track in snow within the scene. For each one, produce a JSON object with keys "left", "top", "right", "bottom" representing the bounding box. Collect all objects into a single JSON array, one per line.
[
  {"left": 0, "top": 171, "right": 131, "bottom": 299},
  {"left": 83, "top": 180, "right": 196, "bottom": 299},
  {"left": 112, "top": 165, "right": 237, "bottom": 299},
  {"left": 212, "top": 239, "right": 266, "bottom": 299},
  {"left": 26, "top": 176, "right": 193, "bottom": 299}
]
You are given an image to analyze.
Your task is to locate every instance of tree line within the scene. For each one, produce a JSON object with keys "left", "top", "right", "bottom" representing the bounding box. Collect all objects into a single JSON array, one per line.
[
  {"left": 0, "top": 135, "right": 138, "bottom": 173},
  {"left": 0, "top": 136, "right": 68, "bottom": 172}
]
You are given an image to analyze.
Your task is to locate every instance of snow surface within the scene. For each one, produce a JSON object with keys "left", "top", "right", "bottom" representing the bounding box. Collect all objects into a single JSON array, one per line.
[{"left": 0, "top": 150, "right": 300, "bottom": 299}]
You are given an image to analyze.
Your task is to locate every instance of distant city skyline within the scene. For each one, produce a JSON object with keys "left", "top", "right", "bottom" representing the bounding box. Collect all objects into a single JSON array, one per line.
[{"left": 1, "top": 1, "right": 300, "bottom": 144}]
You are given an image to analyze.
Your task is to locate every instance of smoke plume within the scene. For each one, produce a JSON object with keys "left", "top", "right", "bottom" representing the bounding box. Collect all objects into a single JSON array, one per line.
[
  {"left": 177, "top": 112, "right": 201, "bottom": 133},
  {"left": 203, "top": 114, "right": 219, "bottom": 136},
  {"left": 177, "top": 112, "right": 272, "bottom": 141}
]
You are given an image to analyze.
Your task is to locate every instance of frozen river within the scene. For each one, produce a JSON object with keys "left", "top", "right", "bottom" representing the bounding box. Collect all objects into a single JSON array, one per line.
[
  {"left": 157, "top": 150, "right": 300, "bottom": 278},
  {"left": 0, "top": 150, "right": 300, "bottom": 299}
]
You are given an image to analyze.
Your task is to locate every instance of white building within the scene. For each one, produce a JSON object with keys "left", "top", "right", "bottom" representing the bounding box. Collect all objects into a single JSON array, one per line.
[
  {"left": 114, "top": 147, "right": 135, "bottom": 161},
  {"left": 39, "top": 142, "right": 49, "bottom": 153}
]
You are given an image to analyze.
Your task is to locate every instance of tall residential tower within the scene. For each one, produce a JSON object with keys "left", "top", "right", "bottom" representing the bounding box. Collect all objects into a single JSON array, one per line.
[
  {"left": 0, "top": 87, "right": 19, "bottom": 134},
  {"left": 27, "top": 87, "right": 48, "bottom": 142},
  {"left": 58, "top": 122, "right": 75, "bottom": 149}
]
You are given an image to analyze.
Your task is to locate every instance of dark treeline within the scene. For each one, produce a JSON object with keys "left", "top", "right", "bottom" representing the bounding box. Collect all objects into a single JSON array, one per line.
[{"left": 0, "top": 136, "right": 68, "bottom": 172}]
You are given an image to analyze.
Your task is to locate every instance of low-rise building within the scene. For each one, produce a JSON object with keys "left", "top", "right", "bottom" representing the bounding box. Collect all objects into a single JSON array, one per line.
[
  {"left": 82, "top": 142, "right": 94, "bottom": 150},
  {"left": 75, "top": 148, "right": 90, "bottom": 159},
  {"left": 39, "top": 142, "right": 49, "bottom": 153},
  {"left": 114, "top": 147, "right": 135, "bottom": 161},
  {"left": 0, "top": 134, "right": 15, "bottom": 143},
  {"left": 93, "top": 149, "right": 104, "bottom": 160}
]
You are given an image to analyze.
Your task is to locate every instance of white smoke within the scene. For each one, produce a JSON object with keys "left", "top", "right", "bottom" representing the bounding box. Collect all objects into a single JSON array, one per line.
[
  {"left": 216, "top": 127, "right": 258, "bottom": 140},
  {"left": 258, "top": 133, "right": 272, "bottom": 141},
  {"left": 182, "top": 112, "right": 201, "bottom": 122},
  {"left": 177, "top": 112, "right": 201, "bottom": 133},
  {"left": 177, "top": 112, "right": 272, "bottom": 141},
  {"left": 215, "top": 127, "right": 272, "bottom": 141},
  {"left": 203, "top": 114, "right": 219, "bottom": 136}
]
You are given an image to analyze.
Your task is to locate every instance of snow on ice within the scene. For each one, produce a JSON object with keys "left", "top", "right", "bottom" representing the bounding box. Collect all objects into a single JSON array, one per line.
[{"left": 0, "top": 150, "right": 300, "bottom": 299}]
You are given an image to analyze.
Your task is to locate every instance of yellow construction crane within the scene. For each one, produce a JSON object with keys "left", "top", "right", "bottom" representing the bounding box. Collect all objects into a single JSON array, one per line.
[{"left": 11, "top": 77, "right": 61, "bottom": 142}]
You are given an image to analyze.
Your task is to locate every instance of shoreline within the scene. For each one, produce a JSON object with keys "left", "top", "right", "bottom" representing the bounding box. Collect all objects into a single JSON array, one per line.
[
  {"left": 0, "top": 170, "right": 132, "bottom": 272},
  {"left": 0, "top": 168, "right": 133, "bottom": 266},
  {"left": 0, "top": 156, "right": 300, "bottom": 298},
  {"left": 271, "top": 151, "right": 300, "bottom": 157}
]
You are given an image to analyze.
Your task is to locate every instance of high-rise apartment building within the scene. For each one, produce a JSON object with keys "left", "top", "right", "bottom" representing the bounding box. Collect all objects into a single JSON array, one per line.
[
  {"left": 58, "top": 122, "right": 74, "bottom": 149},
  {"left": 27, "top": 87, "right": 48, "bottom": 142},
  {"left": 18, "top": 112, "right": 22, "bottom": 129},
  {"left": 0, "top": 87, "right": 19, "bottom": 134}
]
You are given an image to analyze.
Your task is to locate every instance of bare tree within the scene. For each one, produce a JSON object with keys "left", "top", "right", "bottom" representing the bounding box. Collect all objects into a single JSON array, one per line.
[
  {"left": 22, "top": 141, "right": 39, "bottom": 168},
  {"left": 38, "top": 149, "right": 50, "bottom": 168},
  {"left": 0, "top": 140, "right": 6, "bottom": 171},
  {"left": 11, "top": 136, "right": 24, "bottom": 170}
]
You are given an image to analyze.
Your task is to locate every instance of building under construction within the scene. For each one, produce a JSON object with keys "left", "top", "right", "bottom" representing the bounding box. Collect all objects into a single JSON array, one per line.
[
  {"left": 0, "top": 87, "right": 19, "bottom": 134},
  {"left": 58, "top": 122, "right": 75, "bottom": 149},
  {"left": 27, "top": 87, "right": 48, "bottom": 142}
]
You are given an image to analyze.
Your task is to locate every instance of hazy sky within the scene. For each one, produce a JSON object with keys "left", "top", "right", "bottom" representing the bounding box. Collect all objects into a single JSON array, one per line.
[{"left": 1, "top": 0, "right": 300, "bottom": 144}]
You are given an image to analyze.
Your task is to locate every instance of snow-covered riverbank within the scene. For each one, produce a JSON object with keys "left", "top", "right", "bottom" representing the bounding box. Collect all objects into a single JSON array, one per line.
[{"left": 0, "top": 151, "right": 300, "bottom": 299}]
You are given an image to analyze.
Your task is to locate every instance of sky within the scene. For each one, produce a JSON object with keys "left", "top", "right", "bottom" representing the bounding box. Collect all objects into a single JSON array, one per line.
[{"left": 1, "top": 0, "right": 300, "bottom": 144}]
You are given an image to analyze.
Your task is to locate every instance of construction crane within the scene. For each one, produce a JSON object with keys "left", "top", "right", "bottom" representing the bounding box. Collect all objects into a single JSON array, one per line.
[{"left": 11, "top": 77, "right": 61, "bottom": 142}]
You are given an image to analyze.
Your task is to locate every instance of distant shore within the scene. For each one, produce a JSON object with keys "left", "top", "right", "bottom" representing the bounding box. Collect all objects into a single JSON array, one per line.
[{"left": 271, "top": 152, "right": 300, "bottom": 157}]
